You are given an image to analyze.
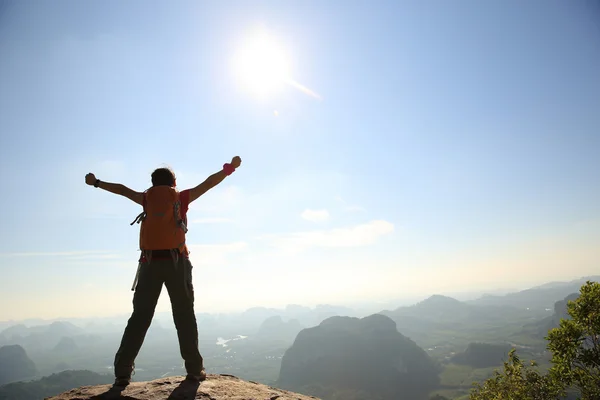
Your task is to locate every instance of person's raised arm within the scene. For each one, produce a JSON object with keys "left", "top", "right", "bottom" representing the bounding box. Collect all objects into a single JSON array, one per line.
[
  {"left": 188, "top": 156, "right": 241, "bottom": 203},
  {"left": 85, "top": 173, "right": 144, "bottom": 205}
]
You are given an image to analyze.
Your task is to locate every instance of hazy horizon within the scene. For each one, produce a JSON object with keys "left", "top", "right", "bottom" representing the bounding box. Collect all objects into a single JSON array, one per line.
[
  {"left": 1, "top": 1, "right": 599, "bottom": 321},
  {"left": 0, "top": 273, "right": 596, "bottom": 323}
]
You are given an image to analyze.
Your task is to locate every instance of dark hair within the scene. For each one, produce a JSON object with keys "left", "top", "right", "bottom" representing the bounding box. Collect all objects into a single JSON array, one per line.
[{"left": 151, "top": 167, "right": 176, "bottom": 187}]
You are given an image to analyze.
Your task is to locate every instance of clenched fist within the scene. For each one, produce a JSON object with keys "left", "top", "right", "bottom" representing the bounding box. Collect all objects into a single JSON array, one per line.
[
  {"left": 85, "top": 173, "right": 97, "bottom": 186},
  {"left": 231, "top": 156, "right": 242, "bottom": 169}
]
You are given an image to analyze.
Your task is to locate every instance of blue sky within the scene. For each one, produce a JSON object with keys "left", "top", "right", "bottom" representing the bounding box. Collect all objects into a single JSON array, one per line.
[{"left": 1, "top": 0, "right": 599, "bottom": 320}]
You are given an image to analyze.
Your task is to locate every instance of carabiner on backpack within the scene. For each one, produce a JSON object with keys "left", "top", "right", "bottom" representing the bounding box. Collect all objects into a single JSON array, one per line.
[{"left": 130, "top": 211, "right": 146, "bottom": 226}]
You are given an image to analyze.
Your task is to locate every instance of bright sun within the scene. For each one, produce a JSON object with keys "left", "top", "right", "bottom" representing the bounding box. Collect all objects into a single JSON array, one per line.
[{"left": 232, "top": 31, "right": 291, "bottom": 98}]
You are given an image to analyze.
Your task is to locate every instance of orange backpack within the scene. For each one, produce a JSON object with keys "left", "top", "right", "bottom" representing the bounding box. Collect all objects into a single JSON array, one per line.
[{"left": 130, "top": 186, "right": 188, "bottom": 253}]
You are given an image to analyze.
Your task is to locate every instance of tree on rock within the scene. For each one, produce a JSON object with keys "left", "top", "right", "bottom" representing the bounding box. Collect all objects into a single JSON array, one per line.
[
  {"left": 546, "top": 280, "right": 600, "bottom": 399},
  {"left": 470, "top": 349, "right": 563, "bottom": 400},
  {"left": 470, "top": 280, "right": 600, "bottom": 400}
]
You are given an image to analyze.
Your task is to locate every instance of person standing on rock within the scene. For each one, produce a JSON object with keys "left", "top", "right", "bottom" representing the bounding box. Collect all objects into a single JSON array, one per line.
[{"left": 84, "top": 156, "right": 242, "bottom": 386}]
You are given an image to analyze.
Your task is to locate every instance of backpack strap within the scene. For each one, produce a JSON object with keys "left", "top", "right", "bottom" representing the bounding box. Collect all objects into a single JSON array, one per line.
[
  {"left": 130, "top": 192, "right": 147, "bottom": 226},
  {"left": 173, "top": 198, "right": 188, "bottom": 234}
]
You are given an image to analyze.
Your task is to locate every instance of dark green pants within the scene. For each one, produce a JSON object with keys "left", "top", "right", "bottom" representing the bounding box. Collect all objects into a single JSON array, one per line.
[{"left": 113, "top": 254, "right": 203, "bottom": 377}]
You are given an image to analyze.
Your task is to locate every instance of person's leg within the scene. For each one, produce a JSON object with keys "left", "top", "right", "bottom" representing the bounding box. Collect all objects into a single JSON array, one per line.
[
  {"left": 164, "top": 255, "right": 204, "bottom": 377},
  {"left": 113, "top": 259, "right": 164, "bottom": 380}
]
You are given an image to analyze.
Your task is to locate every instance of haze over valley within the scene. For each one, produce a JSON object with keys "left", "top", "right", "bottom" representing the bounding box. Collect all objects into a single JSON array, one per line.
[{"left": 1, "top": 275, "right": 598, "bottom": 399}]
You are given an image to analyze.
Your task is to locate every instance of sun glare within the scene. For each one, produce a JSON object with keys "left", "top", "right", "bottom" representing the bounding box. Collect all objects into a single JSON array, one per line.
[{"left": 232, "top": 31, "right": 291, "bottom": 99}]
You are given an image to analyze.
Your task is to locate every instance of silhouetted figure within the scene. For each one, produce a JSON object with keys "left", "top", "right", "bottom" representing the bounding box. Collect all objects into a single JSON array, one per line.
[{"left": 85, "top": 157, "right": 242, "bottom": 387}]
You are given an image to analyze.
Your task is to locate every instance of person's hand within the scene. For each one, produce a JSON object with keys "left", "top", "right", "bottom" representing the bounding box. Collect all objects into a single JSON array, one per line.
[
  {"left": 85, "top": 172, "right": 97, "bottom": 186},
  {"left": 231, "top": 156, "right": 242, "bottom": 169}
]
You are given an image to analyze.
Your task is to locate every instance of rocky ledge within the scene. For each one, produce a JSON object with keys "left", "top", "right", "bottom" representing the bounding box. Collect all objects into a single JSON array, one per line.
[{"left": 46, "top": 374, "right": 320, "bottom": 400}]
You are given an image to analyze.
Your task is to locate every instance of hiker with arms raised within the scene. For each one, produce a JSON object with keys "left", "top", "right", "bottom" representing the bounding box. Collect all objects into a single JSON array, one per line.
[{"left": 84, "top": 156, "right": 241, "bottom": 387}]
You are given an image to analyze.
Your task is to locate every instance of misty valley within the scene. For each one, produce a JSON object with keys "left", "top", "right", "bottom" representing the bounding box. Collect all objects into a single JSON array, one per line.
[{"left": 0, "top": 275, "right": 598, "bottom": 400}]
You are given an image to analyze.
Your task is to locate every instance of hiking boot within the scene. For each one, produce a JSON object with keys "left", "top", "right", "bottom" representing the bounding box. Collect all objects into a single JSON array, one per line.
[
  {"left": 114, "top": 376, "right": 131, "bottom": 387},
  {"left": 185, "top": 369, "right": 206, "bottom": 382},
  {"left": 114, "top": 362, "right": 134, "bottom": 387}
]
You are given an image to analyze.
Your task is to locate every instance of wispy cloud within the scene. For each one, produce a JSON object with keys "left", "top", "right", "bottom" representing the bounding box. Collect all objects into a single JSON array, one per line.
[
  {"left": 259, "top": 220, "right": 394, "bottom": 253},
  {"left": 301, "top": 209, "right": 330, "bottom": 222},
  {"left": 191, "top": 217, "right": 234, "bottom": 224}
]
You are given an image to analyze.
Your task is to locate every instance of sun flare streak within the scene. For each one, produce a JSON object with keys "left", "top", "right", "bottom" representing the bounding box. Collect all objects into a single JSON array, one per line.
[{"left": 285, "top": 79, "right": 322, "bottom": 100}]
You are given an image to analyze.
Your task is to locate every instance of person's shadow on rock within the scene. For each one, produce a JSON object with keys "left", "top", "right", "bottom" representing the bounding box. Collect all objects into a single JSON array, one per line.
[
  {"left": 89, "top": 385, "right": 136, "bottom": 400},
  {"left": 167, "top": 380, "right": 201, "bottom": 400},
  {"left": 88, "top": 380, "right": 200, "bottom": 400}
]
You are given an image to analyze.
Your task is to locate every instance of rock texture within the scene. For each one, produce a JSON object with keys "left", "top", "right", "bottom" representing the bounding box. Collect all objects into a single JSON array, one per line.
[{"left": 46, "top": 374, "right": 320, "bottom": 400}]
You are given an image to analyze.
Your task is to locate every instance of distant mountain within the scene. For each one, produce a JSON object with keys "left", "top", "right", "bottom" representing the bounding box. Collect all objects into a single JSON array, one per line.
[
  {"left": 239, "top": 304, "right": 357, "bottom": 329},
  {"left": 239, "top": 307, "right": 281, "bottom": 323},
  {"left": 45, "top": 322, "right": 82, "bottom": 338},
  {"left": 0, "top": 319, "right": 52, "bottom": 331},
  {"left": 0, "top": 324, "right": 29, "bottom": 341},
  {"left": 468, "top": 276, "right": 600, "bottom": 311},
  {"left": 551, "top": 292, "right": 579, "bottom": 322},
  {"left": 284, "top": 304, "right": 312, "bottom": 314},
  {"left": 189, "top": 304, "right": 358, "bottom": 337},
  {"left": 312, "top": 304, "right": 356, "bottom": 321},
  {"left": 381, "top": 294, "right": 532, "bottom": 327},
  {"left": 379, "top": 295, "right": 468, "bottom": 332},
  {"left": 255, "top": 316, "right": 304, "bottom": 343},
  {"left": 0, "top": 323, "right": 14, "bottom": 333},
  {"left": 0, "top": 322, "right": 83, "bottom": 341},
  {"left": 0, "top": 345, "right": 37, "bottom": 385},
  {"left": 0, "top": 370, "right": 113, "bottom": 400},
  {"left": 277, "top": 314, "right": 440, "bottom": 400},
  {"left": 52, "top": 337, "right": 78, "bottom": 354},
  {"left": 0, "top": 322, "right": 84, "bottom": 352},
  {"left": 531, "top": 278, "right": 595, "bottom": 290},
  {"left": 407, "top": 295, "right": 467, "bottom": 318},
  {"left": 522, "top": 292, "right": 580, "bottom": 339}
]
